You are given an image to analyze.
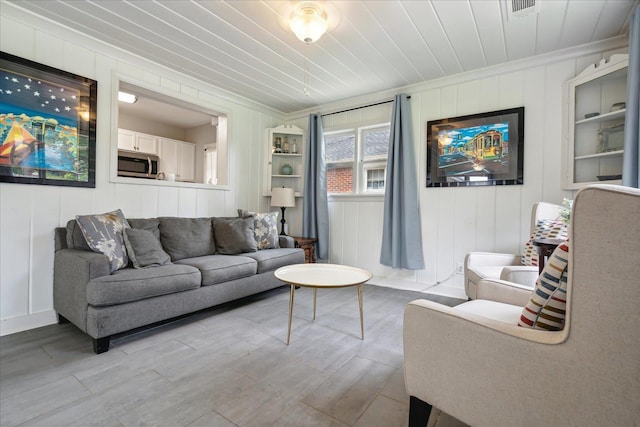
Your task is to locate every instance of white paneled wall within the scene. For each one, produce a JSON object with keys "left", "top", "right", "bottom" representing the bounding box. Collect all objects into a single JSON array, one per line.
[
  {"left": 287, "top": 44, "right": 627, "bottom": 293},
  {"left": 0, "top": 4, "right": 628, "bottom": 334},
  {"left": 0, "top": 9, "right": 283, "bottom": 334}
]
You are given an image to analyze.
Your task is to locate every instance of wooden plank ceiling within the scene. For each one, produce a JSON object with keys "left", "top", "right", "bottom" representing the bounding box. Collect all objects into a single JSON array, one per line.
[{"left": 6, "top": 0, "right": 636, "bottom": 113}]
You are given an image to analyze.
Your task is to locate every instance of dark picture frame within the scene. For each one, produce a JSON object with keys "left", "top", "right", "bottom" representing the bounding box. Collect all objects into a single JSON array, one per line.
[
  {"left": 0, "top": 52, "right": 96, "bottom": 187},
  {"left": 426, "top": 107, "right": 525, "bottom": 187}
]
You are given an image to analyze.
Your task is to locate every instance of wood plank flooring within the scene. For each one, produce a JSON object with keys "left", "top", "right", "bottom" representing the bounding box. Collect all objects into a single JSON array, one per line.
[{"left": 0, "top": 285, "right": 465, "bottom": 427}]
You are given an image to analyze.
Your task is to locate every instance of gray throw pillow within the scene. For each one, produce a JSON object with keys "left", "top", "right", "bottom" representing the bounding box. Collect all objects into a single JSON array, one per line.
[
  {"left": 159, "top": 217, "right": 215, "bottom": 261},
  {"left": 213, "top": 217, "right": 257, "bottom": 255},
  {"left": 65, "top": 219, "right": 92, "bottom": 251},
  {"left": 127, "top": 218, "right": 161, "bottom": 241},
  {"left": 123, "top": 228, "right": 171, "bottom": 268},
  {"left": 75, "top": 209, "right": 130, "bottom": 272}
]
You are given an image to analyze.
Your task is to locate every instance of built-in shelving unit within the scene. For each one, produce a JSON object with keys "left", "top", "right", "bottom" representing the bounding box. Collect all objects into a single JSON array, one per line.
[
  {"left": 264, "top": 125, "right": 305, "bottom": 197},
  {"left": 562, "top": 54, "right": 628, "bottom": 189}
]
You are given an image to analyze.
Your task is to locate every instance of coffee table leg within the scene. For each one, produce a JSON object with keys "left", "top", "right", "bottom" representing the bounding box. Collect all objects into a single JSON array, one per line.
[
  {"left": 287, "top": 284, "right": 295, "bottom": 345},
  {"left": 358, "top": 284, "right": 364, "bottom": 340},
  {"left": 313, "top": 288, "right": 317, "bottom": 320}
]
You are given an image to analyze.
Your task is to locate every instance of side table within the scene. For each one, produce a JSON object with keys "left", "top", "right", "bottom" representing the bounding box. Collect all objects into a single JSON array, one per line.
[
  {"left": 531, "top": 238, "right": 565, "bottom": 274},
  {"left": 293, "top": 236, "right": 318, "bottom": 263}
]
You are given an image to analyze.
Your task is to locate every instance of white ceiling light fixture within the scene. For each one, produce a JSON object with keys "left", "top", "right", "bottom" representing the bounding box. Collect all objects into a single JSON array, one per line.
[
  {"left": 118, "top": 91, "right": 137, "bottom": 104},
  {"left": 289, "top": 3, "right": 328, "bottom": 44}
]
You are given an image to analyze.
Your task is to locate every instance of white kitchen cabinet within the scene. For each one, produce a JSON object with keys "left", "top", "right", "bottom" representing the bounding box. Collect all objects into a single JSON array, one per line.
[
  {"left": 158, "top": 137, "right": 196, "bottom": 182},
  {"left": 117, "top": 129, "right": 158, "bottom": 154},
  {"left": 263, "top": 125, "right": 305, "bottom": 197},
  {"left": 562, "top": 54, "right": 628, "bottom": 189}
]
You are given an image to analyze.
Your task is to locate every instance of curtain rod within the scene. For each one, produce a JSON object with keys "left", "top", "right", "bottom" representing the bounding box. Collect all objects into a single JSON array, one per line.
[{"left": 321, "top": 95, "right": 411, "bottom": 117}]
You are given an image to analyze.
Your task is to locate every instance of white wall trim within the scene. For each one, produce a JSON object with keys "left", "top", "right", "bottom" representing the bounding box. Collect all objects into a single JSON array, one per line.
[{"left": 1, "top": 310, "right": 58, "bottom": 337}]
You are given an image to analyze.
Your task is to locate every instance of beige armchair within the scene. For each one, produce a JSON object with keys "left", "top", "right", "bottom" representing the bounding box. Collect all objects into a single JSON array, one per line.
[
  {"left": 464, "top": 201, "right": 561, "bottom": 299},
  {"left": 404, "top": 184, "right": 640, "bottom": 427}
]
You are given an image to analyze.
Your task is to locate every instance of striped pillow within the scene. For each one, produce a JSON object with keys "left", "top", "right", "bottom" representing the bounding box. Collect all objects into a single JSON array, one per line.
[
  {"left": 521, "top": 219, "right": 568, "bottom": 267},
  {"left": 518, "top": 241, "right": 569, "bottom": 330}
]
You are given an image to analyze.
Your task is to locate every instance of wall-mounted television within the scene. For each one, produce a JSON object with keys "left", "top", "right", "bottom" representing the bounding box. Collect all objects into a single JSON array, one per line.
[{"left": 426, "top": 107, "right": 524, "bottom": 187}]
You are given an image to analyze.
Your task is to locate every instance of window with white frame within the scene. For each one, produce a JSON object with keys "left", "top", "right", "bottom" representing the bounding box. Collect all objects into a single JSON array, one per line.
[{"left": 325, "top": 124, "right": 390, "bottom": 194}]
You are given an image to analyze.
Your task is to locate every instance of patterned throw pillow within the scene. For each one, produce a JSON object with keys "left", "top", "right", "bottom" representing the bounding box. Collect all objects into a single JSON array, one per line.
[
  {"left": 237, "top": 209, "right": 280, "bottom": 250},
  {"left": 521, "top": 219, "right": 568, "bottom": 266},
  {"left": 76, "top": 209, "right": 130, "bottom": 272},
  {"left": 518, "top": 241, "right": 569, "bottom": 330}
]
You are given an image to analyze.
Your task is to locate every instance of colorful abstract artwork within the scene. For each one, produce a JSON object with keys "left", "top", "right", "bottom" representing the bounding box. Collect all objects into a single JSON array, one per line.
[
  {"left": 0, "top": 52, "right": 96, "bottom": 187},
  {"left": 426, "top": 107, "right": 525, "bottom": 187}
]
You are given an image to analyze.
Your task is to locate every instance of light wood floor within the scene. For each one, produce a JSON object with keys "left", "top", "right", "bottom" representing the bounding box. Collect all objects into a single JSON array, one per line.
[{"left": 0, "top": 285, "right": 464, "bottom": 427}]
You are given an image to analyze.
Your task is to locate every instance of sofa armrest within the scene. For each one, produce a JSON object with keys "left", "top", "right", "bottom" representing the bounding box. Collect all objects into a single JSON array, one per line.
[
  {"left": 464, "top": 252, "right": 521, "bottom": 268},
  {"left": 499, "top": 266, "right": 539, "bottom": 287},
  {"left": 53, "top": 249, "right": 111, "bottom": 334},
  {"left": 279, "top": 235, "right": 295, "bottom": 248},
  {"left": 476, "top": 278, "right": 533, "bottom": 306}
]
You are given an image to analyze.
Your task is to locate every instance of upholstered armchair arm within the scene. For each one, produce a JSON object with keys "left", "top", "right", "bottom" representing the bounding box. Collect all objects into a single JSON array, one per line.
[
  {"left": 476, "top": 278, "right": 532, "bottom": 306},
  {"left": 498, "top": 265, "right": 539, "bottom": 287},
  {"left": 464, "top": 252, "right": 521, "bottom": 268},
  {"left": 403, "top": 299, "right": 566, "bottom": 426}
]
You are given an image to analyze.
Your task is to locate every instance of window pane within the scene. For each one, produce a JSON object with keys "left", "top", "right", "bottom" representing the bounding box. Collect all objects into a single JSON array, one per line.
[
  {"left": 325, "top": 133, "right": 355, "bottom": 162},
  {"left": 366, "top": 168, "right": 385, "bottom": 191},
  {"left": 363, "top": 127, "right": 389, "bottom": 160},
  {"left": 325, "top": 133, "right": 355, "bottom": 193}
]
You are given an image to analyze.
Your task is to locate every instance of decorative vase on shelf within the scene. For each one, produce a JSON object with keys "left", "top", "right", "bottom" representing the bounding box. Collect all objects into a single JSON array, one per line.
[
  {"left": 283, "top": 136, "right": 290, "bottom": 153},
  {"left": 281, "top": 164, "right": 293, "bottom": 175},
  {"left": 291, "top": 139, "right": 297, "bottom": 154}
]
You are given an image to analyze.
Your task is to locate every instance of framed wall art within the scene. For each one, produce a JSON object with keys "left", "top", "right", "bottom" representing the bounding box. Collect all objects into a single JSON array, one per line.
[
  {"left": 426, "top": 107, "right": 525, "bottom": 187},
  {"left": 0, "top": 51, "right": 96, "bottom": 187}
]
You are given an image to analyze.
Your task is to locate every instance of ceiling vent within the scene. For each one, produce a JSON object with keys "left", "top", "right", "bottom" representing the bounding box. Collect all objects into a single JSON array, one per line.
[{"left": 506, "top": 0, "right": 540, "bottom": 19}]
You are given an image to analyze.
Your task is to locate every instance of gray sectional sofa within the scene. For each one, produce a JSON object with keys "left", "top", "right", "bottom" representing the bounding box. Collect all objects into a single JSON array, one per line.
[{"left": 54, "top": 215, "right": 304, "bottom": 353}]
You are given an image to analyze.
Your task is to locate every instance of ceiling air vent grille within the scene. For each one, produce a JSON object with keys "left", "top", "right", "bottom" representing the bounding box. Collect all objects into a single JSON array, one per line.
[{"left": 507, "top": 0, "right": 540, "bottom": 19}]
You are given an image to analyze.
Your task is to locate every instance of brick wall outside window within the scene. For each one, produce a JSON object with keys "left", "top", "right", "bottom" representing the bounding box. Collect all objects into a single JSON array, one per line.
[{"left": 327, "top": 167, "right": 352, "bottom": 193}]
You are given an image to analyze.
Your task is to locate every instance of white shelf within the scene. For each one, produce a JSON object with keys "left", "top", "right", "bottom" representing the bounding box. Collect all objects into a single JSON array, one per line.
[
  {"left": 575, "top": 150, "right": 623, "bottom": 160},
  {"left": 575, "top": 109, "right": 625, "bottom": 125}
]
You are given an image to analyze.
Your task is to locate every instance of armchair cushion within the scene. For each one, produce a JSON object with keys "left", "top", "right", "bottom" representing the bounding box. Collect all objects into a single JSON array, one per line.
[
  {"left": 518, "top": 241, "right": 569, "bottom": 330},
  {"left": 521, "top": 219, "right": 567, "bottom": 267}
]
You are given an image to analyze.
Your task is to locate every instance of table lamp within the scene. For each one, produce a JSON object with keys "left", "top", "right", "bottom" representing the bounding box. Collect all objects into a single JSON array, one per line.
[{"left": 270, "top": 187, "right": 295, "bottom": 235}]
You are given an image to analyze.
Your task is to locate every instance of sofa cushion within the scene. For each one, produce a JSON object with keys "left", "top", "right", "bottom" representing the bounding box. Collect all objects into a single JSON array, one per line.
[
  {"left": 123, "top": 228, "right": 172, "bottom": 268},
  {"left": 212, "top": 217, "right": 257, "bottom": 255},
  {"left": 522, "top": 219, "right": 568, "bottom": 267},
  {"left": 238, "top": 209, "right": 280, "bottom": 250},
  {"left": 87, "top": 264, "right": 201, "bottom": 306},
  {"left": 176, "top": 255, "right": 257, "bottom": 286},
  {"left": 76, "top": 209, "right": 130, "bottom": 273},
  {"left": 159, "top": 217, "right": 215, "bottom": 261},
  {"left": 241, "top": 248, "right": 305, "bottom": 273},
  {"left": 127, "top": 218, "right": 161, "bottom": 240},
  {"left": 65, "top": 219, "right": 92, "bottom": 251},
  {"left": 518, "top": 241, "right": 569, "bottom": 330}
]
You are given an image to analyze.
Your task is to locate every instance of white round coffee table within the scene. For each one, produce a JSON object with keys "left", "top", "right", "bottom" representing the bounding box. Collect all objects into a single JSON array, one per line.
[{"left": 275, "top": 263, "right": 373, "bottom": 345}]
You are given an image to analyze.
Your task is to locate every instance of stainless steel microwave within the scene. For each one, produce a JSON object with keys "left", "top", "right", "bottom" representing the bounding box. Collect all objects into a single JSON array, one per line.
[{"left": 117, "top": 150, "right": 159, "bottom": 179}]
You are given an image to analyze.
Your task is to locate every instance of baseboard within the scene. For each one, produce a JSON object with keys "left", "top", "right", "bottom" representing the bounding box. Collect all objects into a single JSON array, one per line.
[{"left": 1, "top": 310, "right": 58, "bottom": 336}]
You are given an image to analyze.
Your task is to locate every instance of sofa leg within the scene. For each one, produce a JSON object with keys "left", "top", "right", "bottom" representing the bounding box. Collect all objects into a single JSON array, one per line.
[
  {"left": 93, "top": 337, "right": 111, "bottom": 354},
  {"left": 409, "top": 396, "right": 432, "bottom": 427},
  {"left": 57, "top": 314, "right": 70, "bottom": 324}
]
